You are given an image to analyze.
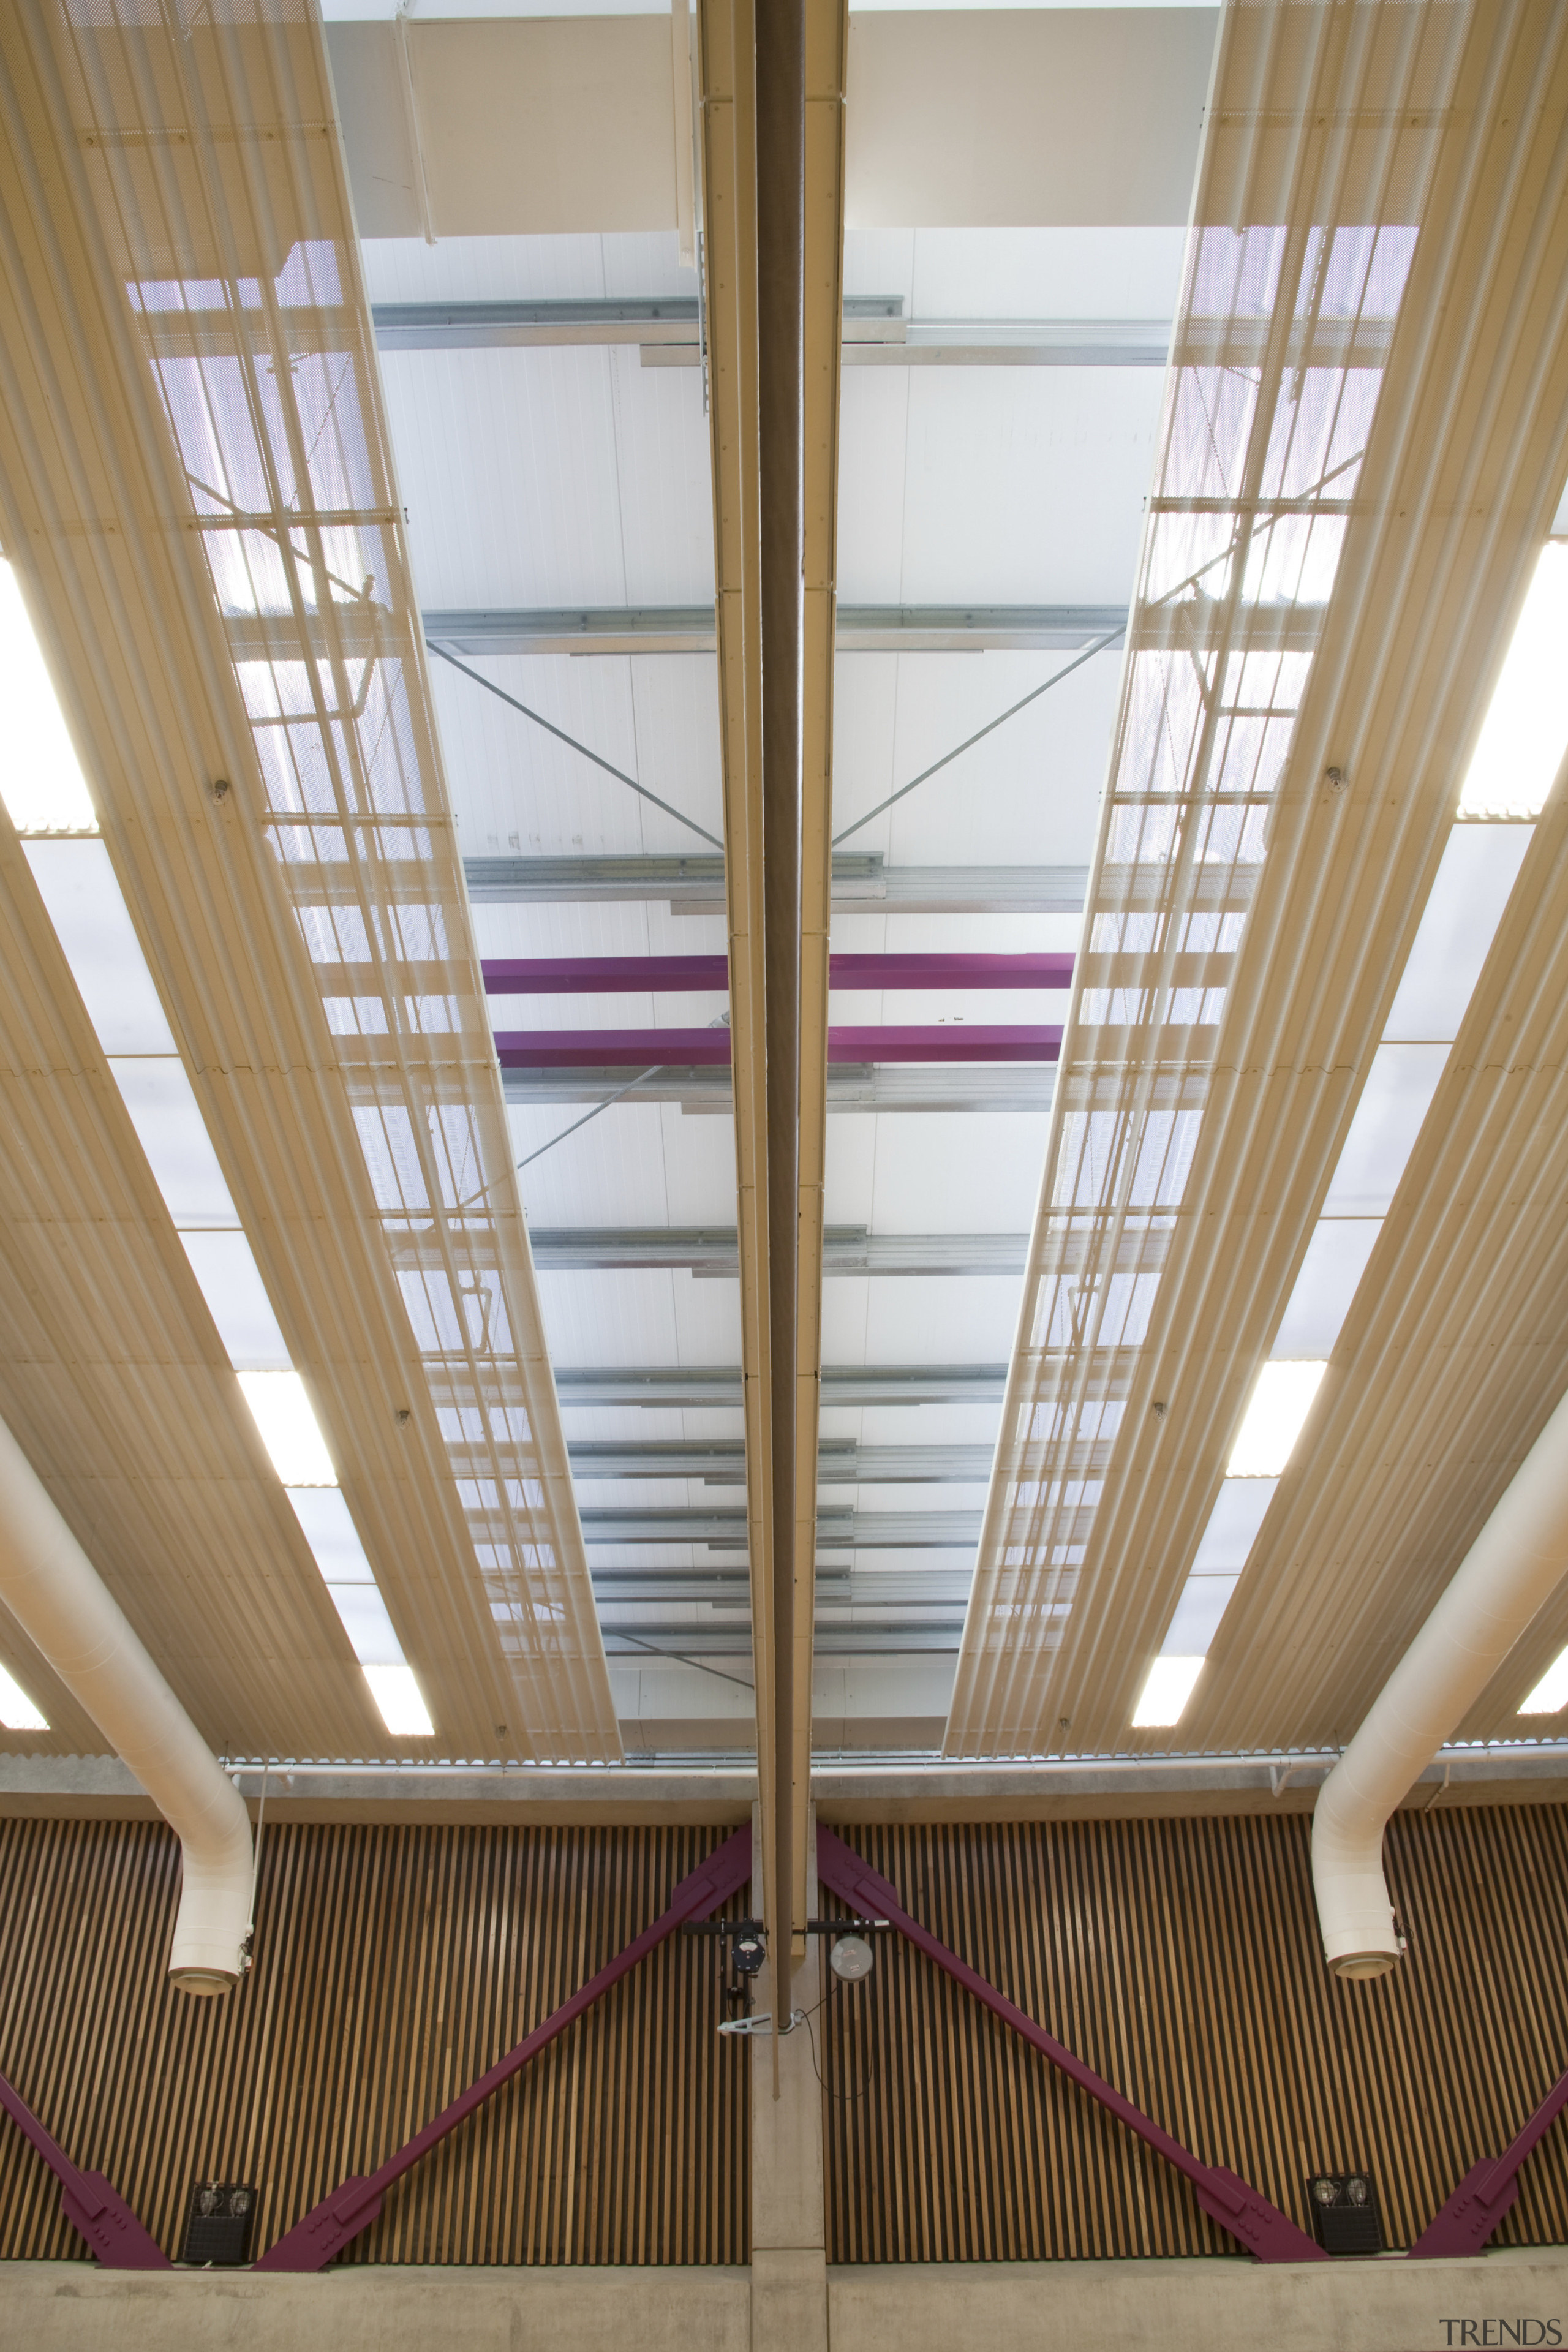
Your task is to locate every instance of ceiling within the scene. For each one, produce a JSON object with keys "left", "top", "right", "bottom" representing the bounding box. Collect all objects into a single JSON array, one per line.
[{"left": 1, "top": 0, "right": 1566, "bottom": 1782}]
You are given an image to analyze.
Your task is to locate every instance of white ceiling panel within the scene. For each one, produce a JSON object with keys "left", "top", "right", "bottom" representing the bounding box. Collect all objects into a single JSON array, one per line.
[
  {"left": 863, "top": 1277, "right": 1026, "bottom": 1362},
  {"left": 360, "top": 229, "right": 694, "bottom": 304},
  {"left": 829, "top": 647, "right": 1120, "bottom": 867},
  {"left": 510, "top": 1099, "right": 737, "bottom": 1227},
  {"left": 385, "top": 348, "right": 630, "bottom": 607},
  {"left": 894, "top": 371, "right": 1164, "bottom": 605},
  {"left": 606, "top": 351, "right": 718, "bottom": 604},
  {"left": 907, "top": 226, "right": 1187, "bottom": 321},
  {"left": 432, "top": 652, "right": 724, "bottom": 855}
]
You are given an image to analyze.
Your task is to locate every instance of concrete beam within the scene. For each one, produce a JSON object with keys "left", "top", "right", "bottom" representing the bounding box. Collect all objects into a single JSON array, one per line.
[
  {"left": 7, "top": 2248, "right": 1568, "bottom": 2352},
  {"left": 7, "top": 1741, "right": 1568, "bottom": 1824}
]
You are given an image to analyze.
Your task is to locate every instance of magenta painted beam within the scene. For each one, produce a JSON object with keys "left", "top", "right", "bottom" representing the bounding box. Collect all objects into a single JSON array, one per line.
[
  {"left": 1409, "top": 2061, "right": 1568, "bottom": 2258},
  {"left": 815, "top": 1827, "right": 1325, "bottom": 2266},
  {"left": 494, "top": 1025, "right": 1061, "bottom": 1069},
  {"left": 255, "top": 1824, "right": 753, "bottom": 2272},
  {"left": 482, "top": 952, "right": 1074, "bottom": 995},
  {"left": 829, "top": 1024, "right": 1061, "bottom": 1065},
  {"left": 485, "top": 954, "right": 728, "bottom": 993},
  {"left": 830, "top": 952, "right": 1073, "bottom": 991},
  {"left": 496, "top": 1025, "right": 733, "bottom": 1068},
  {"left": 0, "top": 2067, "right": 168, "bottom": 2269}
]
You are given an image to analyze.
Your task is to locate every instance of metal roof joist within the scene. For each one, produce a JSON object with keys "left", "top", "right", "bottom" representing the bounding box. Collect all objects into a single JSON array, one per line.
[
  {"left": 951, "top": 0, "right": 1568, "bottom": 1758},
  {"left": 0, "top": 0, "right": 619, "bottom": 1761}
]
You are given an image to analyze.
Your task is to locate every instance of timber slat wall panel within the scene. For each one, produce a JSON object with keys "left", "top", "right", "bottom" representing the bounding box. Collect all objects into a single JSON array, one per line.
[
  {"left": 0, "top": 1819, "right": 747, "bottom": 2265},
  {"left": 821, "top": 1811, "right": 1568, "bottom": 2262}
]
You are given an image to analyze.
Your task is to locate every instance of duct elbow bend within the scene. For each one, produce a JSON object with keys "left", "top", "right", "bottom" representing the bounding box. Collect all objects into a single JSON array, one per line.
[
  {"left": 1311, "top": 1784, "right": 1404, "bottom": 1980},
  {"left": 167, "top": 1799, "right": 254, "bottom": 1997}
]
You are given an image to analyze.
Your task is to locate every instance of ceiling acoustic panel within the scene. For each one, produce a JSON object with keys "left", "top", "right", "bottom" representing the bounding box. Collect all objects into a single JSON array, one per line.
[
  {"left": 949, "top": 0, "right": 1568, "bottom": 1758},
  {"left": 0, "top": 0, "right": 618, "bottom": 1761}
]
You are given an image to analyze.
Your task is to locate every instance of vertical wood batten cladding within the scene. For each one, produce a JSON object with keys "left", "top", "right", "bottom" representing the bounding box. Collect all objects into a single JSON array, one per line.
[
  {"left": 0, "top": 1819, "right": 747, "bottom": 2265},
  {"left": 820, "top": 1812, "right": 1568, "bottom": 2263}
]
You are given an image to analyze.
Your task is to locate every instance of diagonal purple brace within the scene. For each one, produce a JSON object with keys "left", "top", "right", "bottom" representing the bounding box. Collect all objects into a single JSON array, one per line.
[
  {"left": 815, "top": 1826, "right": 1325, "bottom": 2264},
  {"left": 1409, "top": 2060, "right": 1568, "bottom": 2258},
  {"left": 0, "top": 2067, "right": 169, "bottom": 2268},
  {"left": 255, "top": 1823, "right": 753, "bottom": 2271}
]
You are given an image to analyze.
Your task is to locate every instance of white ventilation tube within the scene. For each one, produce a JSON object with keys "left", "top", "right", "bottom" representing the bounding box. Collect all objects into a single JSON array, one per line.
[
  {"left": 1313, "top": 1385, "right": 1568, "bottom": 1978},
  {"left": 0, "top": 1414, "right": 253, "bottom": 1992}
]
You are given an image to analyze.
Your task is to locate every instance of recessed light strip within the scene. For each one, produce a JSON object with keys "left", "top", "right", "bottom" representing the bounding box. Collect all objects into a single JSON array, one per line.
[
  {"left": 1137, "top": 539, "right": 1568, "bottom": 1728},
  {"left": 0, "top": 560, "right": 429, "bottom": 1741}
]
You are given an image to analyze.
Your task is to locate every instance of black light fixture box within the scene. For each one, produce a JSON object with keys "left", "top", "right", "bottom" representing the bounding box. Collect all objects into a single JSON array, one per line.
[{"left": 181, "top": 2180, "right": 259, "bottom": 2266}]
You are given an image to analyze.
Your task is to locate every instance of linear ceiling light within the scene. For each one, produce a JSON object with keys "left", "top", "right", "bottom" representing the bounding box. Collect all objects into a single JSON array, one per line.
[
  {"left": 237, "top": 1372, "right": 337, "bottom": 1488},
  {"left": 1152, "top": 534, "right": 1564, "bottom": 1701},
  {"left": 1227, "top": 1362, "right": 1328, "bottom": 1479},
  {"left": 1458, "top": 543, "right": 1568, "bottom": 819},
  {"left": 1132, "top": 1656, "right": 1204, "bottom": 1729},
  {"left": 5, "top": 565, "right": 427, "bottom": 1743},
  {"left": 0, "top": 1661, "right": 48, "bottom": 1732},
  {"left": 363, "top": 1665, "right": 435, "bottom": 1737},
  {"left": 1518, "top": 1647, "right": 1568, "bottom": 1717},
  {"left": 0, "top": 563, "right": 96, "bottom": 834}
]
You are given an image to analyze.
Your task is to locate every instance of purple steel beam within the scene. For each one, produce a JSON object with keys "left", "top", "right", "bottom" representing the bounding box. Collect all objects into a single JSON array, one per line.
[
  {"left": 0, "top": 2068, "right": 168, "bottom": 2269},
  {"left": 815, "top": 1828, "right": 1325, "bottom": 2265},
  {"left": 494, "top": 1025, "right": 1062, "bottom": 1069},
  {"left": 482, "top": 952, "right": 1075, "bottom": 994},
  {"left": 1409, "top": 2061, "right": 1568, "bottom": 2258},
  {"left": 255, "top": 1823, "right": 753, "bottom": 2272}
]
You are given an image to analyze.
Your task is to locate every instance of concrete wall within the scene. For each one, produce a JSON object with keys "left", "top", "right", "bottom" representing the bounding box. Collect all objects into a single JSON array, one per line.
[{"left": 8, "top": 2250, "right": 1567, "bottom": 2352}]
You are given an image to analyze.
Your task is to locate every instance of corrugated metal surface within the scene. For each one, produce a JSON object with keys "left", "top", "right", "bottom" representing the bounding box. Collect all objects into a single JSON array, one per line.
[
  {"left": 821, "top": 1811, "right": 1568, "bottom": 2263},
  {"left": 951, "top": 0, "right": 1568, "bottom": 1758},
  {"left": 0, "top": 1819, "right": 747, "bottom": 2266}
]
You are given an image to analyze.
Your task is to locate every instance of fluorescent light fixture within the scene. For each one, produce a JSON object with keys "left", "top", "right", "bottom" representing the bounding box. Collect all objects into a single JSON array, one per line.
[
  {"left": 363, "top": 1664, "right": 433, "bottom": 1736},
  {"left": 0, "top": 1662, "right": 48, "bottom": 1731},
  {"left": 1228, "top": 1360, "right": 1327, "bottom": 1477},
  {"left": 1460, "top": 542, "right": 1568, "bottom": 818},
  {"left": 179, "top": 1232, "right": 292, "bottom": 1368},
  {"left": 1518, "top": 1648, "right": 1568, "bottom": 1716},
  {"left": 1133, "top": 1656, "right": 1203, "bottom": 1728},
  {"left": 0, "top": 561, "right": 97, "bottom": 834},
  {"left": 238, "top": 1370, "right": 336, "bottom": 1485},
  {"left": 22, "top": 841, "right": 178, "bottom": 1054}
]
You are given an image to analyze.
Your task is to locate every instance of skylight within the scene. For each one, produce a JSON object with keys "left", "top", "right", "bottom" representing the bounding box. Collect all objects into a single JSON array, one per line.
[{"left": 1227, "top": 1362, "right": 1327, "bottom": 1479}]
